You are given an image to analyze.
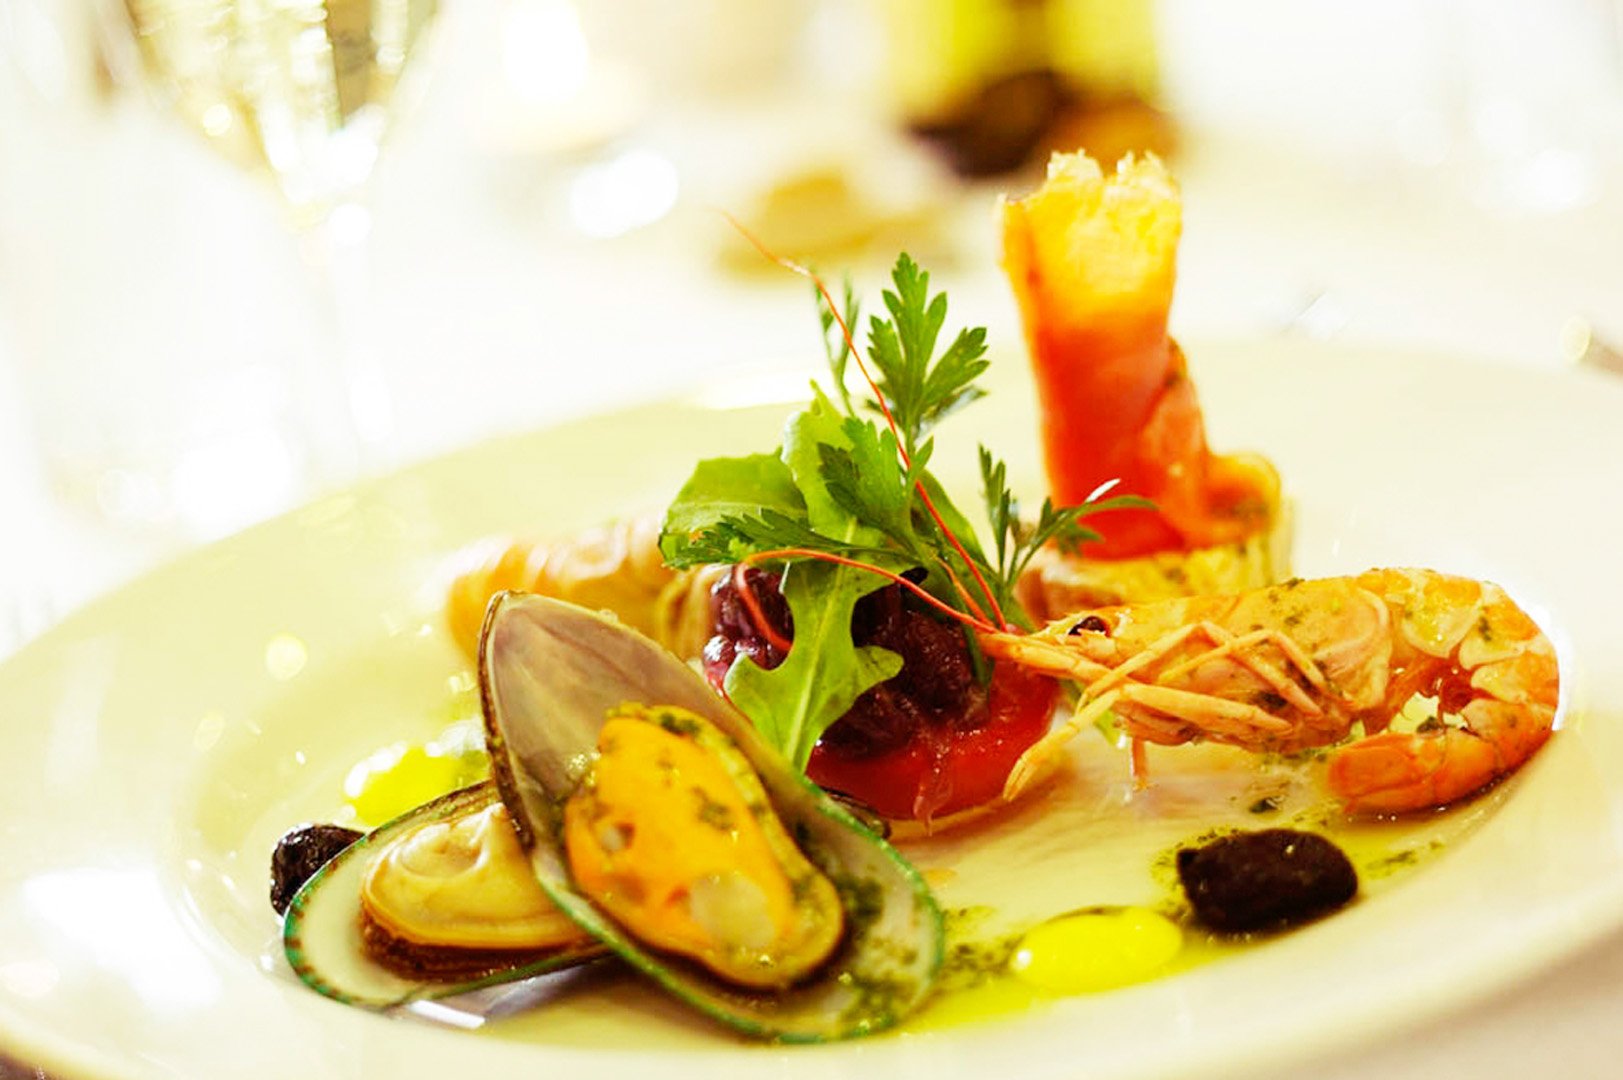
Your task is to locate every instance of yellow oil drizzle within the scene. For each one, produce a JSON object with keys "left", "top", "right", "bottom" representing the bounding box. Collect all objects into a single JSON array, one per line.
[
  {"left": 1009, "top": 907, "right": 1183, "bottom": 993},
  {"left": 912, "top": 975, "right": 1047, "bottom": 1031}
]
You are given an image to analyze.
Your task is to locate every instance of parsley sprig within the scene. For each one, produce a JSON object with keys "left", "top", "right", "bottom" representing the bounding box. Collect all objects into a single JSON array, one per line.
[
  {"left": 660, "top": 253, "right": 1144, "bottom": 768},
  {"left": 864, "top": 256, "right": 989, "bottom": 458}
]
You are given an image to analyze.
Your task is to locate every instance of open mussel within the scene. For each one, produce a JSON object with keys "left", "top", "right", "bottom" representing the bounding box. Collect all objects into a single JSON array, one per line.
[
  {"left": 281, "top": 782, "right": 606, "bottom": 1008},
  {"left": 480, "top": 592, "right": 944, "bottom": 1042}
]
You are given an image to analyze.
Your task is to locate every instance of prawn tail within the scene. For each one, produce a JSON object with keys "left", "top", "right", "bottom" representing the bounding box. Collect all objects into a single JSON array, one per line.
[
  {"left": 1327, "top": 673, "right": 1558, "bottom": 816},
  {"left": 1326, "top": 570, "right": 1561, "bottom": 814},
  {"left": 1326, "top": 728, "right": 1502, "bottom": 816}
]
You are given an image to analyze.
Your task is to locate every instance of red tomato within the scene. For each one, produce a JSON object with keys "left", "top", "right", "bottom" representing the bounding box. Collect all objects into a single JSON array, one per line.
[{"left": 805, "top": 665, "right": 1060, "bottom": 822}]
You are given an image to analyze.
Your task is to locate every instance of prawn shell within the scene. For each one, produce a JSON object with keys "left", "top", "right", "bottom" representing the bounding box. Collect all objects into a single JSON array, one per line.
[
  {"left": 281, "top": 782, "right": 608, "bottom": 1009},
  {"left": 478, "top": 592, "right": 945, "bottom": 1042}
]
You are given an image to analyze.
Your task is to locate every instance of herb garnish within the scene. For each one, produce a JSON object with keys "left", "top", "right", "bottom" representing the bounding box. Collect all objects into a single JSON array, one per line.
[{"left": 661, "top": 253, "right": 1146, "bottom": 769}]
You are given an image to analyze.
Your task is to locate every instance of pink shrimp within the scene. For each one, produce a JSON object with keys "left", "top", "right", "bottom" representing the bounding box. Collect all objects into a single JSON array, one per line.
[{"left": 979, "top": 568, "right": 1559, "bottom": 814}]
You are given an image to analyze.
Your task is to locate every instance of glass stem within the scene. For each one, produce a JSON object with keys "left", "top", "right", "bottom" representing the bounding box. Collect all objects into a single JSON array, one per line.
[{"left": 290, "top": 196, "right": 396, "bottom": 490}]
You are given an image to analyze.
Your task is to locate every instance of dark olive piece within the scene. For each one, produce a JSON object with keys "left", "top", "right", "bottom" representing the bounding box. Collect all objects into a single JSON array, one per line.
[
  {"left": 1068, "top": 615, "right": 1109, "bottom": 636},
  {"left": 1176, "top": 828, "right": 1357, "bottom": 933},
  {"left": 270, "top": 823, "right": 364, "bottom": 915}
]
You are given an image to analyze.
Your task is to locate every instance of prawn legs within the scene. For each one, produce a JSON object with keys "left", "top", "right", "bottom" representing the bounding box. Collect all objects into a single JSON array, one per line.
[{"left": 980, "top": 569, "right": 1559, "bottom": 814}]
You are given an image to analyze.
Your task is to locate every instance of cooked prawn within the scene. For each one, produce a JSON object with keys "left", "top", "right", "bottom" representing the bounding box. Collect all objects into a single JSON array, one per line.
[{"left": 980, "top": 569, "right": 1559, "bottom": 814}]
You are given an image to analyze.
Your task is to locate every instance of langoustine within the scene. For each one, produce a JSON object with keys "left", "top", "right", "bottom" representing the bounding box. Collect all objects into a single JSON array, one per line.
[
  {"left": 980, "top": 569, "right": 1559, "bottom": 814},
  {"left": 1002, "top": 152, "right": 1289, "bottom": 616}
]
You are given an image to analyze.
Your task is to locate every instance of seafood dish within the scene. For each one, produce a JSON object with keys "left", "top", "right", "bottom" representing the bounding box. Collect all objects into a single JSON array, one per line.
[{"left": 271, "top": 151, "right": 1562, "bottom": 1044}]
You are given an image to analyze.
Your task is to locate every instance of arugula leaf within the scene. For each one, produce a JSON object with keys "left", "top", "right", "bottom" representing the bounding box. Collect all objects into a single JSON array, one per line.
[
  {"left": 724, "top": 560, "right": 901, "bottom": 771},
  {"left": 660, "top": 452, "right": 805, "bottom": 563},
  {"left": 782, "top": 388, "right": 879, "bottom": 539},
  {"left": 706, "top": 392, "right": 907, "bottom": 769}
]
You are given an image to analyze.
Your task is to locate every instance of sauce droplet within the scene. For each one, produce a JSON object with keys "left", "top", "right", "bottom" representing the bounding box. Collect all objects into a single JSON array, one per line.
[{"left": 1008, "top": 906, "right": 1182, "bottom": 994}]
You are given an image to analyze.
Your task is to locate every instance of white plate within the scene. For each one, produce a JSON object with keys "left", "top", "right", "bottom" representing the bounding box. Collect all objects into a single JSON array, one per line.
[{"left": 1, "top": 338, "right": 1619, "bottom": 1080}]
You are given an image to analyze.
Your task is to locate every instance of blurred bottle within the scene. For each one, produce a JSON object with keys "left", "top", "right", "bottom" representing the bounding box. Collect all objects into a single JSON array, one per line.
[{"left": 879, "top": 0, "right": 1174, "bottom": 176}]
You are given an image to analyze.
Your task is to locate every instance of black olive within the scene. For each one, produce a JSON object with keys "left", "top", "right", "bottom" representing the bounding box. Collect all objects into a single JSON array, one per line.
[
  {"left": 269, "top": 823, "right": 363, "bottom": 915},
  {"left": 1176, "top": 829, "right": 1357, "bottom": 933},
  {"left": 1068, "top": 614, "right": 1110, "bottom": 636}
]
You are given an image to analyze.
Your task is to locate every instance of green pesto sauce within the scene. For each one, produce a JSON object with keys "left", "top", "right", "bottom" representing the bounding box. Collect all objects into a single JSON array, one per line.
[
  {"left": 653, "top": 708, "right": 702, "bottom": 736},
  {"left": 834, "top": 968, "right": 915, "bottom": 1031},
  {"left": 832, "top": 874, "right": 886, "bottom": 941},
  {"left": 937, "top": 907, "right": 1021, "bottom": 992},
  {"left": 690, "top": 785, "right": 736, "bottom": 831}
]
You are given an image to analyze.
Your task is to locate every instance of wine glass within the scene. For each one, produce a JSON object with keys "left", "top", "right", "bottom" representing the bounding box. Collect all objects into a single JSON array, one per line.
[{"left": 100, "top": 0, "right": 439, "bottom": 493}]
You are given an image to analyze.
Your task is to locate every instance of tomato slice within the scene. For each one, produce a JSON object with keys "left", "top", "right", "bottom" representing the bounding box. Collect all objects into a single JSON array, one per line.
[{"left": 805, "top": 666, "right": 1060, "bottom": 822}]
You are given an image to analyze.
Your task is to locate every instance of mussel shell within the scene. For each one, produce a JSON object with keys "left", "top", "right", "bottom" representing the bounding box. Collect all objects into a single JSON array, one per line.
[
  {"left": 479, "top": 592, "right": 945, "bottom": 1042},
  {"left": 282, "top": 782, "right": 607, "bottom": 1009}
]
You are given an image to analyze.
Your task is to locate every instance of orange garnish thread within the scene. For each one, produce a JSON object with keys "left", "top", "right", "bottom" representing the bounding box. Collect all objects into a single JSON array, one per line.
[
  {"left": 932, "top": 560, "right": 1001, "bottom": 628},
  {"left": 742, "top": 548, "right": 999, "bottom": 636},
  {"left": 719, "top": 211, "right": 1010, "bottom": 632},
  {"left": 1130, "top": 737, "right": 1149, "bottom": 788},
  {"left": 731, "top": 564, "right": 795, "bottom": 655}
]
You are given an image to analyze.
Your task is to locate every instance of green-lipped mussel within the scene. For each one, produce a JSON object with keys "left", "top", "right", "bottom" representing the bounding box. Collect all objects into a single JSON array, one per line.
[
  {"left": 281, "top": 592, "right": 943, "bottom": 1040},
  {"left": 480, "top": 592, "right": 943, "bottom": 1040},
  {"left": 281, "top": 782, "right": 607, "bottom": 1008}
]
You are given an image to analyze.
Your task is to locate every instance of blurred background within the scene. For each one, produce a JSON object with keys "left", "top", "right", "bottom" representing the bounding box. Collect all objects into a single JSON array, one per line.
[{"left": 0, "top": 0, "right": 1620, "bottom": 643}]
